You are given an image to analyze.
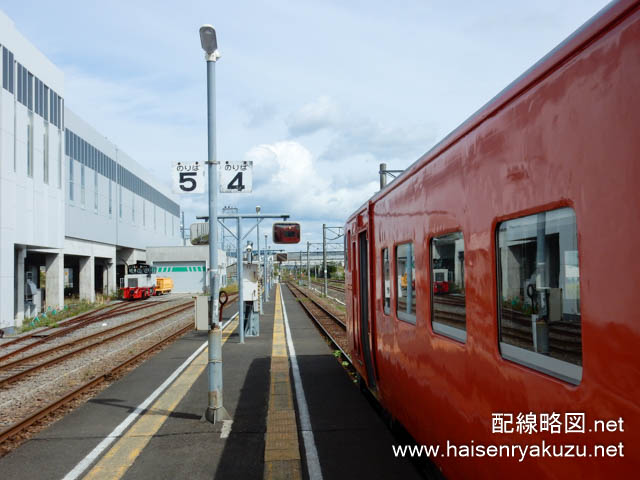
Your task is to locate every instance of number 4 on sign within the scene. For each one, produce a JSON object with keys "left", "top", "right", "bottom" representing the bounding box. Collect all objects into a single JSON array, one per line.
[
  {"left": 220, "top": 161, "right": 253, "bottom": 193},
  {"left": 227, "top": 172, "right": 245, "bottom": 191}
]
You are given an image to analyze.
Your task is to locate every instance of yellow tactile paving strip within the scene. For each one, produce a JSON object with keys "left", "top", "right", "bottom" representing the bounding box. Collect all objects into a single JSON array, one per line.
[
  {"left": 82, "top": 320, "right": 238, "bottom": 480},
  {"left": 264, "top": 284, "right": 302, "bottom": 480}
]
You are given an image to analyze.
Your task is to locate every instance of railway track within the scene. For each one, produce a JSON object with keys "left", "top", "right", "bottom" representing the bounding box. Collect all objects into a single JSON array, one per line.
[
  {"left": 0, "top": 295, "right": 238, "bottom": 447},
  {"left": 0, "top": 300, "right": 165, "bottom": 362},
  {"left": 309, "top": 279, "right": 345, "bottom": 293},
  {"left": 0, "top": 302, "right": 192, "bottom": 388},
  {"left": 286, "top": 282, "right": 350, "bottom": 362}
]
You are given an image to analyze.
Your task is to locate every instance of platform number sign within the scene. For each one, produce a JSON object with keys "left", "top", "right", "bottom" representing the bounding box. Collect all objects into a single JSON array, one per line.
[
  {"left": 220, "top": 161, "right": 253, "bottom": 193},
  {"left": 172, "top": 162, "right": 207, "bottom": 194}
]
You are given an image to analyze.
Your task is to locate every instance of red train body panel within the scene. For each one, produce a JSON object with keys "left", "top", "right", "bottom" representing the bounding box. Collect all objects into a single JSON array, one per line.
[{"left": 345, "top": 2, "right": 640, "bottom": 477}]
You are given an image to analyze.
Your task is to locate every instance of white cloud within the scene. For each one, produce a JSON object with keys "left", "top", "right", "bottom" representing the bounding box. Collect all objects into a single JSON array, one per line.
[
  {"left": 243, "top": 140, "right": 377, "bottom": 222},
  {"left": 285, "top": 96, "right": 342, "bottom": 136}
]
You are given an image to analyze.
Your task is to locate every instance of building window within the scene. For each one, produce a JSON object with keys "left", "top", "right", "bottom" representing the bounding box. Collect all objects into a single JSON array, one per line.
[
  {"left": 69, "top": 159, "right": 74, "bottom": 201},
  {"left": 108, "top": 181, "right": 112, "bottom": 216},
  {"left": 81, "top": 165, "right": 86, "bottom": 206},
  {"left": 27, "top": 123, "right": 33, "bottom": 177},
  {"left": 16, "top": 63, "right": 23, "bottom": 104},
  {"left": 497, "top": 207, "right": 582, "bottom": 384},
  {"left": 94, "top": 171, "right": 98, "bottom": 213},
  {"left": 43, "top": 131, "right": 49, "bottom": 184},
  {"left": 119, "top": 185, "right": 123, "bottom": 218},
  {"left": 27, "top": 72, "right": 33, "bottom": 111},
  {"left": 43, "top": 85, "right": 49, "bottom": 121},
  {"left": 132, "top": 192, "right": 135, "bottom": 222},
  {"left": 382, "top": 248, "right": 390, "bottom": 314},
  {"left": 58, "top": 131, "right": 62, "bottom": 189},
  {"left": 2, "top": 47, "right": 15, "bottom": 93},
  {"left": 396, "top": 242, "right": 416, "bottom": 323},
  {"left": 431, "top": 232, "right": 466, "bottom": 342},
  {"left": 34, "top": 77, "right": 40, "bottom": 115}
]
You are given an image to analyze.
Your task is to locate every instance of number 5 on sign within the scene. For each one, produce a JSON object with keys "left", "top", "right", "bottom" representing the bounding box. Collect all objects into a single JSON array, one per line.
[
  {"left": 172, "top": 162, "right": 207, "bottom": 194},
  {"left": 220, "top": 161, "right": 253, "bottom": 193}
]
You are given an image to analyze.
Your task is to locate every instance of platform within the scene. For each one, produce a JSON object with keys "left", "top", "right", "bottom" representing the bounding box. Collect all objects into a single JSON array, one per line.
[{"left": 0, "top": 284, "right": 425, "bottom": 480}]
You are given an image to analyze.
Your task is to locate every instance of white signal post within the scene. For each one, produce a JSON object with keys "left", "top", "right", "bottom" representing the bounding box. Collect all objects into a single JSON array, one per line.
[{"left": 199, "top": 24, "right": 229, "bottom": 425}]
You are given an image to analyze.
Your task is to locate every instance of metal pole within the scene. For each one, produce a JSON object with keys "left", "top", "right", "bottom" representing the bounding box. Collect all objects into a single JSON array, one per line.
[
  {"left": 264, "top": 234, "right": 268, "bottom": 300},
  {"left": 323, "top": 223, "right": 328, "bottom": 296},
  {"left": 237, "top": 217, "right": 244, "bottom": 344},
  {"left": 380, "top": 162, "right": 387, "bottom": 189},
  {"left": 307, "top": 241, "right": 310, "bottom": 288},
  {"left": 181, "top": 211, "right": 186, "bottom": 246},
  {"left": 204, "top": 56, "right": 228, "bottom": 424},
  {"left": 256, "top": 216, "right": 262, "bottom": 314}
]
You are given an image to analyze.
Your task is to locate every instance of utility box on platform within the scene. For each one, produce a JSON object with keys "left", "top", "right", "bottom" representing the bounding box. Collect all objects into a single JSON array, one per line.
[
  {"left": 242, "top": 263, "right": 259, "bottom": 302},
  {"left": 194, "top": 295, "right": 209, "bottom": 331}
]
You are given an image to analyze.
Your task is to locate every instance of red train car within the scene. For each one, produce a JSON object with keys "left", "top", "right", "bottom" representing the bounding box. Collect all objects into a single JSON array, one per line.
[{"left": 345, "top": 2, "right": 640, "bottom": 478}]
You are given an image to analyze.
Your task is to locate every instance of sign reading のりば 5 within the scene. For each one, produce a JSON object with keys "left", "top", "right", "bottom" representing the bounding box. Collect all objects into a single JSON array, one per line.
[{"left": 172, "top": 162, "right": 207, "bottom": 194}]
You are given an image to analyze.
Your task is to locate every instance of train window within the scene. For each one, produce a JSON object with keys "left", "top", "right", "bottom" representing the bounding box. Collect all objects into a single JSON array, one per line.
[
  {"left": 497, "top": 207, "right": 582, "bottom": 384},
  {"left": 382, "top": 248, "right": 390, "bottom": 314},
  {"left": 431, "top": 232, "right": 466, "bottom": 342},
  {"left": 344, "top": 232, "right": 349, "bottom": 268},
  {"left": 396, "top": 242, "right": 416, "bottom": 323}
]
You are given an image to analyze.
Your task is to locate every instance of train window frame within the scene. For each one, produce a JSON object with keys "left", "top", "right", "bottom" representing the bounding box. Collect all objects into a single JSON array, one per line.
[
  {"left": 496, "top": 207, "right": 582, "bottom": 385},
  {"left": 382, "top": 248, "right": 390, "bottom": 315},
  {"left": 430, "top": 231, "right": 467, "bottom": 343},
  {"left": 395, "top": 241, "right": 416, "bottom": 324}
]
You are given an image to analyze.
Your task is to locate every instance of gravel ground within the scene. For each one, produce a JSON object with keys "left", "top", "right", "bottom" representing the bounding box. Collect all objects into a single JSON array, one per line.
[
  {"left": 287, "top": 283, "right": 349, "bottom": 355},
  {"left": 0, "top": 298, "right": 194, "bottom": 430},
  {"left": 0, "top": 297, "right": 183, "bottom": 366},
  {"left": 292, "top": 283, "right": 347, "bottom": 322}
]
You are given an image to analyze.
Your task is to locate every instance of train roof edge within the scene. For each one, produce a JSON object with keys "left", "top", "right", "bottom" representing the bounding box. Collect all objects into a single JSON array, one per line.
[{"left": 345, "top": 0, "right": 635, "bottom": 225}]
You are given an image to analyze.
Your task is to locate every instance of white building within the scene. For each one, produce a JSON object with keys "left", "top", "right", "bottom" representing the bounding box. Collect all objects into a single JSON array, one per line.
[
  {"left": 146, "top": 245, "right": 228, "bottom": 293},
  {"left": 0, "top": 10, "right": 182, "bottom": 330}
]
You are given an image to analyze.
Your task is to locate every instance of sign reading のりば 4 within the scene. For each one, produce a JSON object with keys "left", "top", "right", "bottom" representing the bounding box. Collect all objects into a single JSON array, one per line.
[{"left": 220, "top": 161, "right": 253, "bottom": 193}]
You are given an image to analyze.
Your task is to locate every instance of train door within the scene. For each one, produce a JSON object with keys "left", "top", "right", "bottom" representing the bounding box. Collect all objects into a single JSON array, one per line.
[{"left": 358, "top": 231, "right": 376, "bottom": 390}]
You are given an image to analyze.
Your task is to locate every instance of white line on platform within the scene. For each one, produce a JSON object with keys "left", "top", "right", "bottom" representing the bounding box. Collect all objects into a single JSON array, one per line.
[
  {"left": 220, "top": 419, "right": 234, "bottom": 438},
  {"left": 62, "top": 314, "right": 237, "bottom": 480},
  {"left": 280, "top": 283, "right": 324, "bottom": 480}
]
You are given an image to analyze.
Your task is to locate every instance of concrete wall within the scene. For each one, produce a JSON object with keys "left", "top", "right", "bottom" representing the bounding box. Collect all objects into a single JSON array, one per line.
[
  {"left": 146, "top": 246, "right": 228, "bottom": 289},
  {"left": 65, "top": 109, "right": 181, "bottom": 251},
  {"left": 0, "top": 10, "right": 184, "bottom": 329},
  {"left": 0, "top": 11, "right": 65, "bottom": 328}
]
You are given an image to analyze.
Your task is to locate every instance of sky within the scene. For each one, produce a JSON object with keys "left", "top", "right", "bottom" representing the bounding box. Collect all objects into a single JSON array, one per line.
[{"left": 1, "top": 0, "right": 611, "bottom": 253}]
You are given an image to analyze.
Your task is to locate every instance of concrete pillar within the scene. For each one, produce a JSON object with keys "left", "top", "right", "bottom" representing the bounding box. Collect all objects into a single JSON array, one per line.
[
  {"left": 107, "top": 259, "right": 116, "bottom": 294},
  {"left": 45, "top": 251, "right": 64, "bottom": 310},
  {"left": 79, "top": 255, "right": 95, "bottom": 303},
  {"left": 14, "top": 246, "right": 26, "bottom": 326}
]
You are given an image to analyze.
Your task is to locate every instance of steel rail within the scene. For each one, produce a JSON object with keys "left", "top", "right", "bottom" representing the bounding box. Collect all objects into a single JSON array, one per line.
[
  {"left": 0, "top": 301, "right": 167, "bottom": 363},
  {"left": 0, "top": 295, "right": 238, "bottom": 376},
  {"left": 0, "top": 298, "right": 238, "bottom": 445},
  {"left": 0, "top": 303, "right": 193, "bottom": 387},
  {"left": 0, "top": 302, "right": 134, "bottom": 350},
  {"left": 286, "top": 283, "right": 351, "bottom": 363},
  {"left": 288, "top": 283, "right": 346, "bottom": 329}
]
